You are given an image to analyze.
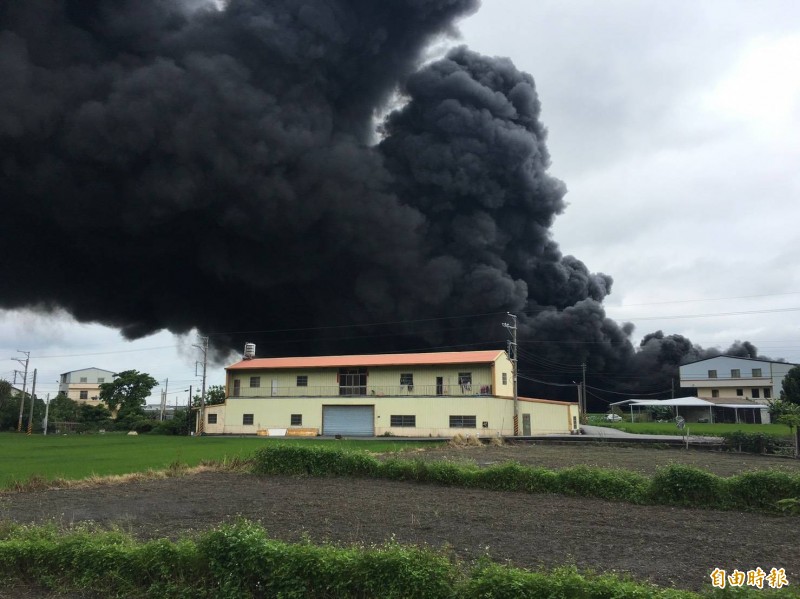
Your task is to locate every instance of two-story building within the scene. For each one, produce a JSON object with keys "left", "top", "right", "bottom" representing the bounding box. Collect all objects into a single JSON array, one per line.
[
  {"left": 679, "top": 355, "right": 799, "bottom": 423},
  {"left": 58, "top": 367, "right": 116, "bottom": 406},
  {"left": 202, "top": 349, "right": 579, "bottom": 437}
]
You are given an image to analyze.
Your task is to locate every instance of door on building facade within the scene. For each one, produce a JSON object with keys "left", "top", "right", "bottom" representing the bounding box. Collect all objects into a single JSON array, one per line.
[
  {"left": 233, "top": 379, "right": 241, "bottom": 397},
  {"left": 522, "top": 413, "right": 531, "bottom": 436},
  {"left": 322, "top": 405, "right": 375, "bottom": 436},
  {"left": 436, "top": 377, "right": 444, "bottom": 395}
]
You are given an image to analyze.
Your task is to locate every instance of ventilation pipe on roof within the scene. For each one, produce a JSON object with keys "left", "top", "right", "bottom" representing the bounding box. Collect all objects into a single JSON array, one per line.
[{"left": 243, "top": 343, "right": 256, "bottom": 360}]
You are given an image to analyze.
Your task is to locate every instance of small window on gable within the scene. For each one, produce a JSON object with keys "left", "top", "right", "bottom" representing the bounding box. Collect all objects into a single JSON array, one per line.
[
  {"left": 243, "top": 414, "right": 254, "bottom": 425},
  {"left": 731, "top": 369, "right": 741, "bottom": 378},
  {"left": 250, "top": 377, "right": 260, "bottom": 388},
  {"left": 97, "top": 377, "right": 104, "bottom": 383},
  {"left": 502, "top": 372, "right": 508, "bottom": 385},
  {"left": 752, "top": 368, "right": 762, "bottom": 377},
  {"left": 80, "top": 377, "right": 88, "bottom": 383},
  {"left": 296, "top": 375, "right": 308, "bottom": 387},
  {"left": 290, "top": 414, "right": 302, "bottom": 426},
  {"left": 708, "top": 370, "right": 717, "bottom": 379},
  {"left": 752, "top": 388, "right": 760, "bottom": 399}
]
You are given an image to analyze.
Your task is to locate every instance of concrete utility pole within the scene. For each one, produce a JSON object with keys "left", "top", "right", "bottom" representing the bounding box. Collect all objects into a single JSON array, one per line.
[
  {"left": 193, "top": 336, "right": 208, "bottom": 435},
  {"left": 13, "top": 350, "right": 30, "bottom": 432},
  {"left": 581, "top": 362, "right": 587, "bottom": 423},
  {"left": 502, "top": 313, "right": 519, "bottom": 436},
  {"left": 43, "top": 393, "right": 50, "bottom": 435},
  {"left": 26, "top": 369, "right": 37, "bottom": 434}
]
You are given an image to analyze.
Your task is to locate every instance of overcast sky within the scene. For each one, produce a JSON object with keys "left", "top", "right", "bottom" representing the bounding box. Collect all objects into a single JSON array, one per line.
[{"left": 2, "top": 0, "right": 799, "bottom": 402}]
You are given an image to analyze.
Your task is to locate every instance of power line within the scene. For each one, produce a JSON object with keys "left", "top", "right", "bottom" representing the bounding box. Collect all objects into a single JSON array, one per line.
[
  {"left": 613, "top": 290, "right": 800, "bottom": 308},
  {"left": 585, "top": 383, "right": 672, "bottom": 397}
]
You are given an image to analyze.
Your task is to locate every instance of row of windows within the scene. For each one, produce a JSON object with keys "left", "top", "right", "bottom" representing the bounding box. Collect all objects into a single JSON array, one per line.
[
  {"left": 213, "top": 414, "right": 479, "bottom": 428},
  {"left": 711, "top": 388, "right": 771, "bottom": 398},
  {"left": 708, "top": 368, "right": 763, "bottom": 379},
  {"left": 242, "top": 371, "right": 511, "bottom": 389},
  {"left": 209, "top": 413, "right": 304, "bottom": 426}
]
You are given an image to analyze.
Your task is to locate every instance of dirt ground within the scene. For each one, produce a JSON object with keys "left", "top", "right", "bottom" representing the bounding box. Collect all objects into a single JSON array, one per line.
[{"left": 1, "top": 445, "right": 799, "bottom": 596}]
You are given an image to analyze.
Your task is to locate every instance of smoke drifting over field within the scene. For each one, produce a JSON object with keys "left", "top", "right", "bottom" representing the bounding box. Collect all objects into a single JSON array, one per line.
[{"left": 0, "top": 0, "right": 770, "bottom": 396}]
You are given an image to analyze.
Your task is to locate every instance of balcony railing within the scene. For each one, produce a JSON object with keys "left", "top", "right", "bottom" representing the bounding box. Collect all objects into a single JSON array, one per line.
[{"left": 230, "top": 383, "right": 493, "bottom": 399}]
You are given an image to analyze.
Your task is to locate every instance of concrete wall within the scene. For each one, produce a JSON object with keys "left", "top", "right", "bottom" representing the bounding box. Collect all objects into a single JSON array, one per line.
[{"left": 202, "top": 394, "right": 576, "bottom": 437}]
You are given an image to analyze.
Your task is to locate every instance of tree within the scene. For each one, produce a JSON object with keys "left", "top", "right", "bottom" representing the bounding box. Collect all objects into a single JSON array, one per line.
[
  {"left": 775, "top": 402, "right": 800, "bottom": 459},
  {"left": 99, "top": 370, "right": 159, "bottom": 417},
  {"left": 780, "top": 365, "right": 800, "bottom": 405},
  {"left": 193, "top": 384, "right": 226, "bottom": 407},
  {"left": 47, "top": 392, "right": 81, "bottom": 423}
]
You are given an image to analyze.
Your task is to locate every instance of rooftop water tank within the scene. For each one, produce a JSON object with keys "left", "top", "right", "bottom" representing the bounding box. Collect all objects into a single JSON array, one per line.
[{"left": 243, "top": 342, "right": 256, "bottom": 360}]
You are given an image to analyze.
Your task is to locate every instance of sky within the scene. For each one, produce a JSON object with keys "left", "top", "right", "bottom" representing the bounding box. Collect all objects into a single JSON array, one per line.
[{"left": 2, "top": 0, "right": 799, "bottom": 403}]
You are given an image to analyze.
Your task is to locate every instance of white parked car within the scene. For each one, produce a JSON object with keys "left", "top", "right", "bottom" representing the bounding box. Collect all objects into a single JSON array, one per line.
[{"left": 605, "top": 413, "right": 622, "bottom": 422}]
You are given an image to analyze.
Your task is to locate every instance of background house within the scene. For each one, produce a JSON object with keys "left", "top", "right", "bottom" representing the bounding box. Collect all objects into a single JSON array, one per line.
[
  {"left": 58, "top": 367, "right": 116, "bottom": 406},
  {"left": 202, "top": 349, "right": 579, "bottom": 437}
]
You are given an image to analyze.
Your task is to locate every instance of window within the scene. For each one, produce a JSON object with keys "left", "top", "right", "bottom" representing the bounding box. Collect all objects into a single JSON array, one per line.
[
  {"left": 752, "top": 368, "right": 762, "bottom": 377},
  {"left": 764, "top": 388, "right": 772, "bottom": 399},
  {"left": 208, "top": 414, "right": 217, "bottom": 424},
  {"left": 400, "top": 373, "right": 413, "bottom": 387},
  {"left": 390, "top": 415, "right": 415, "bottom": 427},
  {"left": 233, "top": 380, "right": 241, "bottom": 397},
  {"left": 752, "top": 388, "right": 760, "bottom": 399},
  {"left": 502, "top": 372, "right": 508, "bottom": 385},
  {"left": 290, "top": 414, "right": 302, "bottom": 426},
  {"left": 449, "top": 415, "right": 477, "bottom": 428},
  {"left": 79, "top": 390, "right": 88, "bottom": 400},
  {"left": 736, "top": 389, "right": 744, "bottom": 396},
  {"left": 711, "top": 389, "right": 719, "bottom": 398},
  {"left": 458, "top": 372, "right": 472, "bottom": 392},
  {"left": 80, "top": 377, "right": 88, "bottom": 383},
  {"left": 249, "top": 376, "right": 261, "bottom": 388},
  {"left": 97, "top": 377, "right": 105, "bottom": 383},
  {"left": 339, "top": 368, "right": 367, "bottom": 396},
  {"left": 242, "top": 414, "right": 254, "bottom": 425},
  {"left": 296, "top": 375, "right": 308, "bottom": 387},
  {"left": 708, "top": 370, "right": 717, "bottom": 378},
  {"left": 731, "top": 369, "right": 741, "bottom": 378}
]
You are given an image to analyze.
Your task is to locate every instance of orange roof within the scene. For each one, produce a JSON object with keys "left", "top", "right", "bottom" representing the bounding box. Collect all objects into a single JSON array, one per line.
[{"left": 226, "top": 350, "right": 505, "bottom": 371}]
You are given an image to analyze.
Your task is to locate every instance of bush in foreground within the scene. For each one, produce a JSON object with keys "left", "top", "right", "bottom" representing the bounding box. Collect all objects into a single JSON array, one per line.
[{"left": 0, "top": 520, "right": 781, "bottom": 598}]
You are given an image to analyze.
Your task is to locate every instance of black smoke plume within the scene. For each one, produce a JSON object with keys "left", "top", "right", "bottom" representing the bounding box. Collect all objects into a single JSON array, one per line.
[{"left": 0, "top": 1, "right": 772, "bottom": 404}]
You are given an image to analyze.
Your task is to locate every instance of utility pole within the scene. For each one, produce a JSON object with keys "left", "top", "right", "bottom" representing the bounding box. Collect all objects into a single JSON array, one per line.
[
  {"left": 581, "top": 362, "right": 587, "bottom": 423},
  {"left": 13, "top": 350, "right": 30, "bottom": 432},
  {"left": 193, "top": 336, "right": 208, "bottom": 435},
  {"left": 159, "top": 378, "right": 169, "bottom": 421},
  {"left": 502, "top": 313, "right": 519, "bottom": 436},
  {"left": 43, "top": 393, "right": 51, "bottom": 435},
  {"left": 26, "top": 369, "right": 37, "bottom": 434}
]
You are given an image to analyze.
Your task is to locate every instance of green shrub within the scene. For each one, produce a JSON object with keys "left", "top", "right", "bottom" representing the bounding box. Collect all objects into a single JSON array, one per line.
[
  {"left": 650, "top": 464, "right": 723, "bottom": 507},
  {"left": 556, "top": 466, "right": 648, "bottom": 503},
  {"left": 724, "top": 471, "right": 800, "bottom": 511},
  {"left": 252, "top": 444, "right": 379, "bottom": 477},
  {"left": 721, "top": 431, "right": 782, "bottom": 454}
]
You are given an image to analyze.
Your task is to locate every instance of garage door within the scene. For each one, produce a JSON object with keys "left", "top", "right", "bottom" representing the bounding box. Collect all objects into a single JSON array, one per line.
[{"left": 323, "top": 405, "right": 374, "bottom": 437}]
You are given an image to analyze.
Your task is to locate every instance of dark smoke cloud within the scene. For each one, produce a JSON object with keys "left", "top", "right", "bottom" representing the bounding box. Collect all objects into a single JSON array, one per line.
[{"left": 0, "top": 1, "right": 775, "bottom": 402}]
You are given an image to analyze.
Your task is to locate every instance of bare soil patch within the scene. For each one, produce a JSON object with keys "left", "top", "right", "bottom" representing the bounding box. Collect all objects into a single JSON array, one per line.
[{"left": 1, "top": 444, "right": 798, "bottom": 597}]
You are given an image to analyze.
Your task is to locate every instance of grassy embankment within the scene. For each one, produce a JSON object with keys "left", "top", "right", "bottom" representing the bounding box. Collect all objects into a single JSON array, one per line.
[
  {"left": 0, "top": 433, "right": 438, "bottom": 489},
  {"left": 588, "top": 416, "right": 792, "bottom": 437}
]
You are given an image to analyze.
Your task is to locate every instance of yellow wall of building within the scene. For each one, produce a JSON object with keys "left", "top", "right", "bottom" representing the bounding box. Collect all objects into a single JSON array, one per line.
[{"left": 202, "top": 394, "right": 575, "bottom": 437}]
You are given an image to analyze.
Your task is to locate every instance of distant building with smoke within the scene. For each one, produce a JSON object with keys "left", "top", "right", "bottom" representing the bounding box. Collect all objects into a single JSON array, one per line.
[
  {"left": 58, "top": 368, "right": 116, "bottom": 406},
  {"left": 679, "top": 355, "right": 799, "bottom": 418}
]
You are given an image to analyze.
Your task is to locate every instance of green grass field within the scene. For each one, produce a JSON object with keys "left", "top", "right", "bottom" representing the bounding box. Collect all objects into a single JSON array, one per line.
[
  {"left": 0, "top": 433, "right": 439, "bottom": 489},
  {"left": 595, "top": 420, "right": 792, "bottom": 437}
]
